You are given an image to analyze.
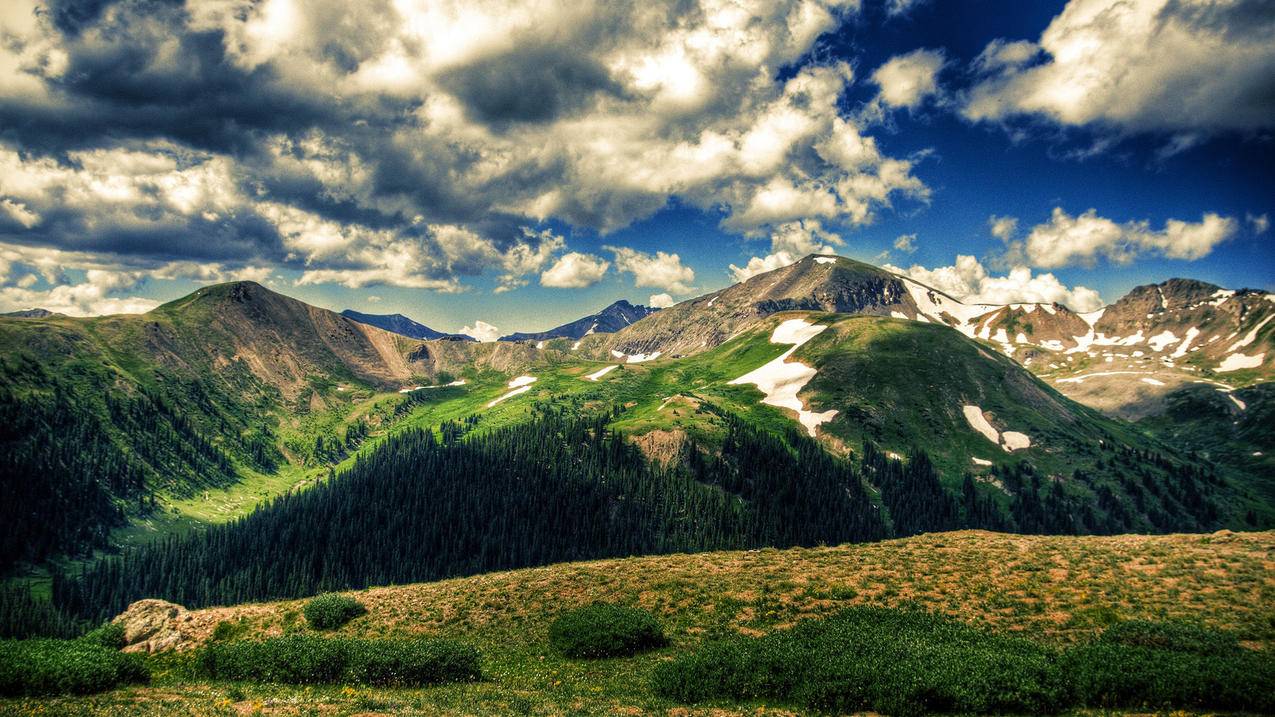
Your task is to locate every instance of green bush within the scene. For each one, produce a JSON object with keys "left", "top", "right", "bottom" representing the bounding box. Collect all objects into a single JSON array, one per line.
[
  {"left": 0, "top": 639, "right": 148, "bottom": 696},
  {"left": 653, "top": 610, "right": 1275, "bottom": 716},
  {"left": 548, "top": 603, "right": 667, "bottom": 659},
  {"left": 1096, "top": 619, "right": 1239, "bottom": 655},
  {"left": 80, "top": 622, "right": 126, "bottom": 650},
  {"left": 1063, "top": 621, "right": 1275, "bottom": 712},
  {"left": 303, "top": 593, "right": 366, "bottom": 630},
  {"left": 199, "top": 635, "right": 480, "bottom": 687},
  {"left": 651, "top": 607, "right": 1066, "bottom": 716},
  {"left": 345, "top": 638, "right": 482, "bottom": 686}
]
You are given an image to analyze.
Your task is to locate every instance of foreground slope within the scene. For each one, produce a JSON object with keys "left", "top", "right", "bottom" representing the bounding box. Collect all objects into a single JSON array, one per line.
[{"left": 8, "top": 530, "right": 1272, "bottom": 716}]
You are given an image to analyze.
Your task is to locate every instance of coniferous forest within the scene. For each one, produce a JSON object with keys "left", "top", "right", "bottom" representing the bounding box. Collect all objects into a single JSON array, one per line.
[{"left": 43, "top": 401, "right": 1229, "bottom": 626}]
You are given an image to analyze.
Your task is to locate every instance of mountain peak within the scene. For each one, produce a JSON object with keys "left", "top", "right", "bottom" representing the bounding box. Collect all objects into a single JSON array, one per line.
[
  {"left": 499, "top": 300, "right": 657, "bottom": 342},
  {"left": 341, "top": 309, "right": 475, "bottom": 342}
]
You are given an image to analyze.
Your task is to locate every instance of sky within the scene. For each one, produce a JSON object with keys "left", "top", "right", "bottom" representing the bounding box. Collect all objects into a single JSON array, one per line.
[{"left": 0, "top": 0, "right": 1271, "bottom": 338}]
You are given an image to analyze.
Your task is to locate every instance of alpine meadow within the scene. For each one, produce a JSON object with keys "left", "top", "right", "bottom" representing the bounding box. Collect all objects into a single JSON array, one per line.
[{"left": 0, "top": 0, "right": 1272, "bottom": 715}]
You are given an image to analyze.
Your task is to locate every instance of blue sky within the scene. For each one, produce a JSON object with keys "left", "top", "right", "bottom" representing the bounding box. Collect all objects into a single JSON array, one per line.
[{"left": 0, "top": 0, "right": 1270, "bottom": 336}]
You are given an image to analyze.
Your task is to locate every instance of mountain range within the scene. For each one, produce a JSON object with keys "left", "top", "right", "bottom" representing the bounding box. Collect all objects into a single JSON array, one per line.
[
  {"left": 0, "top": 255, "right": 1270, "bottom": 579},
  {"left": 340, "top": 310, "right": 476, "bottom": 342},
  {"left": 498, "top": 299, "right": 657, "bottom": 343}
]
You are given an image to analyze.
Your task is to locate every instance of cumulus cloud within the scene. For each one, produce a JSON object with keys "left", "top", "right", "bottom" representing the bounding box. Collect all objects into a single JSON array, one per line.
[
  {"left": 886, "top": 255, "right": 1105, "bottom": 312},
  {"left": 988, "top": 215, "right": 1018, "bottom": 242},
  {"left": 893, "top": 234, "right": 917, "bottom": 253},
  {"left": 648, "top": 292, "right": 675, "bottom": 308},
  {"left": 1022, "top": 208, "right": 1236, "bottom": 268},
  {"left": 540, "top": 252, "right": 610, "bottom": 289},
  {"left": 963, "top": 0, "right": 1275, "bottom": 134},
  {"left": 608, "top": 247, "right": 695, "bottom": 294},
  {"left": 871, "top": 49, "right": 945, "bottom": 110},
  {"left": 459, "top": 320, "right": 501, "bottom": 343},
  {"left": 730, "top": 219, "right": 843, "bottom": 282},
  {"left": 0, "top": 0, "right": 928, "bottom": 301},
  {"left": 0, "top": 241, "right": 270, "bottom": 316}
]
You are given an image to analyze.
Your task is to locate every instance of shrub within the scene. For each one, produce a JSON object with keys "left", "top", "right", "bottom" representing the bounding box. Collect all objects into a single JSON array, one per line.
[
  {"left": 549, "top": 603, "right": 667, "bottom": 659},
  {"left": 1063, "top": 621, "right": 1275, "bottom": 712},
  {"left": 651, "top": 607, "right": 1067, "bottom": 716},
  {"left": 80, "top": 622, "right": 126, "bottom": 650},
  {"left": 199, "top": 635, "right": 480, "bottom": 687},
  {"left": 1096, "top": 619, "right": 1239, "bottom": 655},
  {"left": 303, "top": 593, "right": 366, "bottom": 630},
  {"left": 345, "top": 638, "right": 481, "bottom": 686},
  {"left": 0, "top": 639, "right": 148, "bottom": 696},
  {"left": 652, "top": 610, "right": 1275, "bottom": 717}
]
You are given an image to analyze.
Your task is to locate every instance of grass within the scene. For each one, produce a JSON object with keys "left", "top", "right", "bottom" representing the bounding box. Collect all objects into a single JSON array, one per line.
[{"left": 2, "top": 530, "right": 1270, "bottom": 715}]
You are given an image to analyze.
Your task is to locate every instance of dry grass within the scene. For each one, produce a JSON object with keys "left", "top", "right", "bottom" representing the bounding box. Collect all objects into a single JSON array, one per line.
[
  {"left": 6, "top": 530, "right": 1272, "bottom": 716},
  {"left": 162, "top": 530, "right": 1275, "bottom": 650}
]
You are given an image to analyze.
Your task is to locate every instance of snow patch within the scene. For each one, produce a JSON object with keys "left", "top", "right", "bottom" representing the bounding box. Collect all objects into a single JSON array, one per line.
[
  {"left": 486, "top": 375, "right": 537, "bottom": 407},
  {"left": 1228, "top": 314, "right": 1273, "bottom": 352},
  {"left": 891, "top": 311, "right": 908, "bottom": 320},
  {"left": 1001, "top": 432, "right": 1032, "bottom": 451},
  {"left": 971, "top": 457, "right": 992, "bottom": 466},
  {"left": 1140, "top": 377, "right": 1165, "bottom": 386},
  {"left": 962, "top": 404, "right": 1031, "bottom": 452},
  {"left": 814, "top": 257, "right": 837, "bottom": 264},
  {"left": 1220, "top": 391, "right": 1246, "bottom": 410},
  {"left": 610, "top": 349, "right": 625, "bottom": 359},
  {"left": 571, "top": 340, "right": 581, "bottom": 351},
  {"left": 1147, "top": 330, "right": 1179, "bottom": 352},
  {"left": 962, "top": 405, "right": 1000, "bottom": 444},
  {"left": 1170, "top": 327, "right": 1199, "bottom": 358},
  {"left": 729, "top": 319, "right": 837, "bottom": 436},
  {"left": 585, "top": 365, "right": 619, "bottom": 381},
  {"left": 627, "top": 351, "right": 661, "bottom": 363},
  {"left": 1217, "top": 352, "right": 1264, "bottom": 372},
  {"left": 535, "top": 340, "right": 545, "bottom": 349}
]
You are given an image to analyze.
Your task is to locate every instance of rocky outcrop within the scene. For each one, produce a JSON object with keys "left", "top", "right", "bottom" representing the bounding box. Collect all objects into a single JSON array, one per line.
[{"left": 112, "top": 599, "right": 193, "bottom": 653}]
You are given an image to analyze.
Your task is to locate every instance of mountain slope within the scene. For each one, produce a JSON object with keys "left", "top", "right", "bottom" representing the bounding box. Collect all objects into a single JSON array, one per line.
[
  {"left": 2, "top": 266, "right": 1269, "bottom": 575},
  {"left": 340, "top": 309, "right": 475, "bottom": 342},
  {"left": 500, "top": 300, "right": 656, "bottom": 343}
]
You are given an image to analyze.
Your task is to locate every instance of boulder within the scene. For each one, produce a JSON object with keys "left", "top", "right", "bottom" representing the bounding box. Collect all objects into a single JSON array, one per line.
[{"left": 111, "top": 599, "right": 191, "bottom": 653}]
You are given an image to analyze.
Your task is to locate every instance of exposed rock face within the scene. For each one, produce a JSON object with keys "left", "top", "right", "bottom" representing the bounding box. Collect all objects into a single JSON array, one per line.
[
  {"left": 112, "top": 599, "right": 192, "bottom": 653},
  {"left": 589, "top": 255, "right": 914, "bottom": 359}
]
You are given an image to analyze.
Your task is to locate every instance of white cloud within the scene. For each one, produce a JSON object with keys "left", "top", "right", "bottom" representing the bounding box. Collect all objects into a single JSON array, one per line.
[
  {"left": 0, "top": 241, "right": 273, "bottom": 316},
  {"left": 0, "top": 0, "right": 932, "bottom": 297},
  {"left": 730, "top": 252, "right": 799, "bottom": 283},
  {"left": 871, "top": 48, "right": 945, "bottom": 109},
  {"left": 988, "top": 215, "right": 1018, "bottom": 242},
  {"left": 459, "top": 320, "right": 501, "bottom": 342},
  {"left": 893, "top": 233, "right": 916, "bottom": 253},
  {"left": 963, "top": 0, "right": 1275, "bottom": 134},
  {"left": 886, "top": 255, "right": 1104, "bottom": 312},
  {"left": 607, "top": 246, "right": 695, "bottom": 294},
  {"left": 1249, "top": 213, "right": 1270, "bottom": 235},
  {"left": 731, "top": 219, "right": 843, "bottom": 282},
  {"left": 366, "top": 295, "right": 382, "bottom": 303},
  {"left": 648, "top": 292, "right": 675, "bottom": 308},
  {"left": 539, "top": 252, "right": 610, "bottom": 289},
  {"left": 885, "top": 0, "right": 928, "bottom": 17},
  {"left": 1022, "top": 208, "right": 1236, "bottom": 268}
]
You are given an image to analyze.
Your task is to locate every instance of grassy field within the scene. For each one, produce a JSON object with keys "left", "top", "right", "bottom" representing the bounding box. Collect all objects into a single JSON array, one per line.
[{"left": 5, "top": 529, "right": 1271, "bottom": 715}]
